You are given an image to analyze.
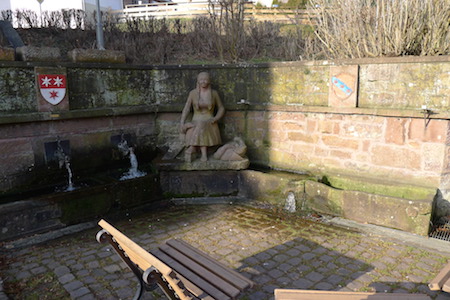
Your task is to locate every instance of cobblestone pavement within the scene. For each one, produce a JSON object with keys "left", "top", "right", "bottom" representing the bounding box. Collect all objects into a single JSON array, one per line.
[{"left": 1, "top": 203, "right": 450, "bottom": 299}]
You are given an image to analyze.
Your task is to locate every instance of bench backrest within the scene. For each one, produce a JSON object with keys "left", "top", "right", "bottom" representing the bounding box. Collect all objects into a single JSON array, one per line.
[{"left": 98, "top": 219, "right": 191, "bottom": 300}]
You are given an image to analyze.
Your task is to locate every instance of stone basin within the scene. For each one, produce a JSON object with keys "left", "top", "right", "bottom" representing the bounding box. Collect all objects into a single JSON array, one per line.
[{"left": 0, "top": 170, "right": 162, "bottom": 242}]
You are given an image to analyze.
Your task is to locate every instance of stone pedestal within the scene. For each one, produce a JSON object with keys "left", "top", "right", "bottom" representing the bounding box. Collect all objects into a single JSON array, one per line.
[{"left": 156, "top": 157, "right": 250, "bottom": 171}]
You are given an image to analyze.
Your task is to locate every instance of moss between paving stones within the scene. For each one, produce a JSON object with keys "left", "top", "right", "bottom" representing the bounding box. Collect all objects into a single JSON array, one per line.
[
  {"left": 3, "top": 271, "right": 70, "bottom": 300},
  {"left": 2, "top": 204, "right": 448, "bottom": 299}
]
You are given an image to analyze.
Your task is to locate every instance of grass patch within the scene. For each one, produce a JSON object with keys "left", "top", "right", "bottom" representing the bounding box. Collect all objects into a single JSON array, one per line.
[{"left": 4, "top": 272, "right": 70, "bottom": 300}]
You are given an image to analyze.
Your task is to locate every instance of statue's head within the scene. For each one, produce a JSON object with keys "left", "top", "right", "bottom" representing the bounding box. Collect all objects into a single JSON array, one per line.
[{"left": 197, "top": 72, "right": 211, "bottom": 88}]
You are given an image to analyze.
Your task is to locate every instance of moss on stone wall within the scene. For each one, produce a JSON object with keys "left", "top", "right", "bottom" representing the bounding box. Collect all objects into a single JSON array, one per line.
[
  {"left": 322, "top": 175, "right": 436, "bottom": 201},
  {"left": 305, "top": 180, "right": 433, "bottom": 236},
  {"left": 68, "top": 68, "right": 158, "bottom": 109},
  {"left": 239, "top": 169, "right": 311, "bottom": 208},
  {"left": 359, "top": 62, "right": 450, "bottom": 109},
  {"left": 269, "top": 66, "right": 328, "bottom": 106},
  {"left": 0, "top": 68, "right": 36, "bottom": 113}
]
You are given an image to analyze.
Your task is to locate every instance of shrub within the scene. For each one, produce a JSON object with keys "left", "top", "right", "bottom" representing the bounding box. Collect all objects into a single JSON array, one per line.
[
  {"left": 307, "top": 0, "right": 450, "bottom": 58},
  {"left": 1, "top": 0, "right": 449, "bottom": 64}
]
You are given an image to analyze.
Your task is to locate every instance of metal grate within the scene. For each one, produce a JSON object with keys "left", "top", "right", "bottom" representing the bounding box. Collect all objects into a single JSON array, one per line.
[{"left": 429, "top": 216, "right": 450, "bottom": 241}]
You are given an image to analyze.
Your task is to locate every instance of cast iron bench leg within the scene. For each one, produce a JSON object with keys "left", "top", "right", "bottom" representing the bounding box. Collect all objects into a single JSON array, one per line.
[{"left": 96, "top": 229, "right": 157, "bottom": 300}]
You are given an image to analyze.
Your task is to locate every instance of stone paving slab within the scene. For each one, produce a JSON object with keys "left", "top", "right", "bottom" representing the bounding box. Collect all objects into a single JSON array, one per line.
[{"left": 1, "top": 203, "right": 450, "bottom": 299}]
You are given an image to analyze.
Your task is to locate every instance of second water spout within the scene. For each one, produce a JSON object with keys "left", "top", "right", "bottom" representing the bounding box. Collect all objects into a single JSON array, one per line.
[{"left": 117, "top": 134, "right": 146, "bottom": 180}]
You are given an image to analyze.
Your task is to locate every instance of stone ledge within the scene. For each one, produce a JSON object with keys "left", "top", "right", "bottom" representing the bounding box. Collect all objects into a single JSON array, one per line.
[
  {"left": 156, "top": 158, "right": 250, "bottom": 171},
  {"left": 68, "top": 48, "right": 126, "bottom": 64},
  {"left": 320, "top": 174, "right": 437, "bottom": 201},
  {"left": 247, "top": 104, "right": 449, "bottom": 120},
  {"left": 159, "top": 170, "right": 240, "bottom": 199},
  {"left": 170, "top": 196, "right": 246, "bottom": 205},
  {"left": 16, "top": 46, "right": 61, "bottom": 62},
  {"left": 238, "top": 169, "right": 310, "bottom": 206},
  {"left": 305, "top": 180, "right": 434, "bottom": 236},
  {"left": 329, "top": 216, "right": 450, "bottom": 255},
  {"left": 2, "top": 105, "right": 450, "bottom": 127},
  {"left": 0, "top": 47, "right": 14, "bottom": 61},
  {"left": 0, "top": 105, "right": 160, "bottom": 125}
]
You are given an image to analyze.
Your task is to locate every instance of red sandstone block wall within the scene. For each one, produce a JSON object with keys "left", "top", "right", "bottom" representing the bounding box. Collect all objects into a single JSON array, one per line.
[
  {"left": 222, "top": 111, "right": 449, "bottom": 189},
  {"left": 0, "top": 115, "right": 156, "bottom": 191}
]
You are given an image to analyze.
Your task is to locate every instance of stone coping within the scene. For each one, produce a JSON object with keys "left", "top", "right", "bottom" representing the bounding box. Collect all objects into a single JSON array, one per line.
[
  {"left": 319, "top": 173, "right": 437, "bottom": 201},
  {"left": 68, "top": 49, "right": 126, "bottom": 64},
  {"left": 0, "top": 47, "right": 14, "bottom": 61},
  {"left": 0, "top": 53, "right": 449, "bottom": 69},
  {"left": 1, "top": 104, "right": 448, "bottom": 125},
  {"left": 16, "top": 46, "right": 61, "bottom": 62}
]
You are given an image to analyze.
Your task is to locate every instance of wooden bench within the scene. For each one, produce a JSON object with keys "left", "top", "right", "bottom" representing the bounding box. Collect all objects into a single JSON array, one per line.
[
  {"left": 428, "top": 260, "right": 450, "bottom": 293},
  {"left": 275, "top": 259, "right": 450, "bottom": 299},
  {"left": 96, "top": 219, "right": 254, "bottom": 300},
  {"left": 274, "top": 289, "right": 431, "bottom": 299}
]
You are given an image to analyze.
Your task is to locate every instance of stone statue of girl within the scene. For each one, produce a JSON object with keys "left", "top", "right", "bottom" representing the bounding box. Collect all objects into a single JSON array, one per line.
[{"left": 180, "top": 72, "right": 225, "bottom": 162}]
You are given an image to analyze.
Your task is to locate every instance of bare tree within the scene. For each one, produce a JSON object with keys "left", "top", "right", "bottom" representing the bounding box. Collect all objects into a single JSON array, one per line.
[{"left": 208, "top": 0, "right": 246, "bottom": 62}]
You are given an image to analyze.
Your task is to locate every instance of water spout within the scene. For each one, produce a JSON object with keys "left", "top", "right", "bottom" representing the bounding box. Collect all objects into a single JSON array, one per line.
[
  {"left": 64, "top": 156, "right": 75, "bottom": 191},
  {"left": 284, "top": 192, "right": 296, "bottom": 213},
  {"left": 117, "top": 133, "right": 130, "bottom": 156},
  {"left": 129, "top": 148, "right": 138, "bottom": 174},
  {"left": 117, "top": 134, "right": 146, "bottom": 181},
  {"left": 54, "top": 139, "right": 75, "bottom": 192}
]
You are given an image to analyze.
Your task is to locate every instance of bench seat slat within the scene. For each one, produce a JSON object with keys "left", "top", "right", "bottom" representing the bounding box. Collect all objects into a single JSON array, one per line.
[
  {"left": 443, "top": 277, "right": 450, "bottom": 293},
  {"left": 98, "top": 220, "right": 171, "bottom": 274},
  {"left": 166, "top": 239, "right": 253, "bottom": 290},
  {"left": 428, "top": 261, "right": 450, "bottom": 291},
  {"left": 151, "top": 248, "right": 231, "bottom": 300},
  {"left": 274, "top": 289, "right": 431, "bottom": 300},
  {"left": 176, "top": 273, "right": 215, "bottom": 300},
  {"left": 158, "top": 244, "right": 241, "bottom": 298}
]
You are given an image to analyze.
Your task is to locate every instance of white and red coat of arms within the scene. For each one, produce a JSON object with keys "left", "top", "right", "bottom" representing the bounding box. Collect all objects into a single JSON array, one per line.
[{"left": 38, "top": 74, "right": 67, "bottom": 105}]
